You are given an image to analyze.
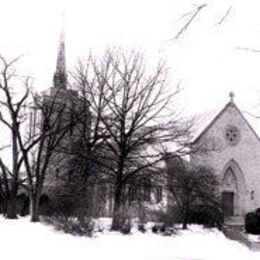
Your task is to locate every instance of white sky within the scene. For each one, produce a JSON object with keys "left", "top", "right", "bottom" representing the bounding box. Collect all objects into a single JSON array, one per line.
[{"left": 1, "top": 0, "right": 260, "bottom": 119}]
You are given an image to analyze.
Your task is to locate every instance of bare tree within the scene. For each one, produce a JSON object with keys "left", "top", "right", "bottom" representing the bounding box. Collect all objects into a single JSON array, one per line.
[
  {"left": 0, "top": 55, "right": 31, "bottom": 218},
  {"left": 51, "top": 57, "right": 113, "bottom": 218},
  {"left": 0, "top": 54, "right": 83, "bottom": 221},
  {"left": 19, "top": 87, "right": 84, "bottom": 222},
  {"left": 73, "top": 59, "right": 109, "bottom": 185},
  {"left": 72, "top": 49, "right": 191, "bottom": 230}
]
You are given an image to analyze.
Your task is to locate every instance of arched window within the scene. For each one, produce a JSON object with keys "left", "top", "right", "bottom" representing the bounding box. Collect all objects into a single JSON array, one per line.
[{"left": 222, "top": 167, "right": 237, "bottom": 191}]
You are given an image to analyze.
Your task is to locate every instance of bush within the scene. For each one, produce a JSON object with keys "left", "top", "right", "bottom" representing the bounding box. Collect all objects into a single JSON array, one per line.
[
  {"left": 157, "top": 212, "right": 175, "bottom": 227},
  {"left": 51, "top": 195, "right": 79, "bottom": 218},
  {"left": 120, "top": 219, "right": 132, "bottom": 234},
  {"left": 245, "top": 210, "right": 260, "bottom": 234},
  {"left": 151, "top": 223, "right": 175, "bottom": 235},
  {"left": 188, "top": 205, "right": 224, "bottom": 229},
  {"left": 152, "top": 225, "right": 159, "bottom": 233},
  {"left": 43, "top": 215, "right": 94, "bottom": 237},
  {"left": 138, "top": 224, "right": 146, "bottom": 233},
  {"left": 151, "top": 224, "right": 164, "bottom": 233},
  {"left": 160, "top": 225, "right": 166, "bottom": 233}
]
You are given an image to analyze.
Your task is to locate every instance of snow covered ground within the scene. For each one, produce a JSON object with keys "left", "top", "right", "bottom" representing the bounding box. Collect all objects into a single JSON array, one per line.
[{"left": 1, "top": 217, "right": 260, "bottom": 260}]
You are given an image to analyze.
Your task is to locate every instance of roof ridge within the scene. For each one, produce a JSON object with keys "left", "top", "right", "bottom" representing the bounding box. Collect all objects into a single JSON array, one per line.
[{"left": 193, "top": 101, "right": 260, "bottom": 143}]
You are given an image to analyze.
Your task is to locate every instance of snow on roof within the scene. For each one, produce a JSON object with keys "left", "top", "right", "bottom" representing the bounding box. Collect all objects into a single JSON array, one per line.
[
  {"left": 192, "top": 101, "right": 260, "bottom": 143},
  {"left": 192, "top": 107, "right": 222, "bottom": 142}
]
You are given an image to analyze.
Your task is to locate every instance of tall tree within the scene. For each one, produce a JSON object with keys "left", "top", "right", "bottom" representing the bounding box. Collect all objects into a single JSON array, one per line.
[
  {"left": 0, "top": 55, "right": 31, "bottom": 218},
  {"left": 20, "top": 87, "right": 85, "bottom": 222},
  {"left": 0, "top": 54, "right": 79, "bottom": 221},
  {"left": 73, "top": 49, "right": 190, "bottom": 230}
]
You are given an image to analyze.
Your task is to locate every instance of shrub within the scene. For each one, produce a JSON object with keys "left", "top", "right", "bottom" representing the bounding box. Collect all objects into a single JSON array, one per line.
[
  {"left": 160, "top": 225, "right": 166, "bottom": 233},
  {"left": 120, "top": 219, "right": 132, "bottom": 234},
  {"left": 156, "top": 211, "right": 175, "bottom": 227},
  {"left": 138, "top": 224, "right": 146, "bottom": 233},
  {"left": 52, "top": 195, "right": 79, "bottom": 219},
  {"left": 163, "top": 227, "right": 177, "bottom": 236},
  {"left": 152, "top": 225, "right": 159, "bottom": 233},
  {"left": 188, "top": 205, "right": 224, "bottom": 229},
  {"left": 43, "top": 215, "right": 94, "bottom": 236},
  {"left": 245, "top": 210, "right": 260, "bottom": 234},
  {"left": 151, "top": 224, "right": 175, "bottom": 235}
]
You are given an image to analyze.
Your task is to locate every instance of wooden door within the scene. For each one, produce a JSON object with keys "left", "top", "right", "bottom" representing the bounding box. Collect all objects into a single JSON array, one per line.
[{"left": 222, "top": 192, "right": 234, "bottom": 216}]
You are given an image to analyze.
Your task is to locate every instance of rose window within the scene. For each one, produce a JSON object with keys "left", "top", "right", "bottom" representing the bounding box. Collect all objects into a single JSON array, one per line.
[{"left": 225, "top": 126, "right": 240, "bottom": 146}]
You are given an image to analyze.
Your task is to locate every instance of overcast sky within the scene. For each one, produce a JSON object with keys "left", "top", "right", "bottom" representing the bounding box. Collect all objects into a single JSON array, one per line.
[{"left": 1, "top": 0, "right": 260, "bottom": 119}]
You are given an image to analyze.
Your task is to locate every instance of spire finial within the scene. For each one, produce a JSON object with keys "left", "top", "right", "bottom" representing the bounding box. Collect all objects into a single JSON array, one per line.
[
  {"left": 229, "top": 91, "right": 235, "bottom": 102},
  {"left": 53, "top": 12, "right": 67, "bottom": 89},
  {"left": 61, "top": 11, "right": 65, "bottom": 42}
]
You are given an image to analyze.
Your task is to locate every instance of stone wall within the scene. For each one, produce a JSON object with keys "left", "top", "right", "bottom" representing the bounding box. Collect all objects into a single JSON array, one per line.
[{"left": 191, "top": 102, "right": 260, "bottom": 215}]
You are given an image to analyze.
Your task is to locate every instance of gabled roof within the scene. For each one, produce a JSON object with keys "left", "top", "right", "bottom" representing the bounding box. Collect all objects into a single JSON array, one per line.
[{"left": 193, "top": 101, "right": 260, "bottom": 144}]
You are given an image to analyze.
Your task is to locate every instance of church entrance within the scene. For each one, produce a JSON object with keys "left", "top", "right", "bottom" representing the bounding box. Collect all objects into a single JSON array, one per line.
[
  {"left": 222, "top": 166, "right": 237, "bottom": 216},
  {"left": 221, "top": 160, "right": 246, "bottom": 216},
  {"left": 221, "top": 191, "right": 234, "bottom": 216}
]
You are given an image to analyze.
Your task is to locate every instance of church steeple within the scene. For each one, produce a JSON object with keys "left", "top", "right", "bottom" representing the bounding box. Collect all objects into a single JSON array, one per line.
[{"left": 53, "top": 15, "right": 67, "bottom": 89}]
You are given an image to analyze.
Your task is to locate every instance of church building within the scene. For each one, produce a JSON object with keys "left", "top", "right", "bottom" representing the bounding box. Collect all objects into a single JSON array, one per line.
[
  {"left": 191, "top": 93, "right": 260, "bottom": 222},
  {"left": 41, "top": 26, "right": 260, "bottom": 222},
  {"left": 25, "top": 23, "right": 260, "bottom": 223}
]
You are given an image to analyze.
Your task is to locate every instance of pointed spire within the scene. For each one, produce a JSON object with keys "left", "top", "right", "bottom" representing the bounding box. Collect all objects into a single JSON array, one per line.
[{"left": 53, "top": 12, "right": 67, "bottom": 89}]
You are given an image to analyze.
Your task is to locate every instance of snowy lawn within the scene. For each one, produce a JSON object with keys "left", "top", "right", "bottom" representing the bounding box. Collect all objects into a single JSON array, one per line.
[{"left": 1, "top": 217, "right": 260, "bottom": 260}]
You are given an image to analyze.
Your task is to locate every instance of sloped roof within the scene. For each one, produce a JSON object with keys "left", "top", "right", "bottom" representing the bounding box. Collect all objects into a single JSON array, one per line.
[{"left": 192, "top": 101, "right": 260, "bottom": 143}]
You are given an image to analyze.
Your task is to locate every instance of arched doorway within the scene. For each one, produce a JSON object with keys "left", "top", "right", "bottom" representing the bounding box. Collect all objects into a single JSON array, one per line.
[
  {"left": 221, "top": 159, "right": 246, "bottom": 216},
  {"left": 222, "top": 167, "right": 237, "bottom": 216}
]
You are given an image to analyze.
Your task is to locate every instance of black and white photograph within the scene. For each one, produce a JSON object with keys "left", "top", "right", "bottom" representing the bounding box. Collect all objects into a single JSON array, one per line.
[{"left": 0, "top": 0, "right": 260, "bottom": 259}]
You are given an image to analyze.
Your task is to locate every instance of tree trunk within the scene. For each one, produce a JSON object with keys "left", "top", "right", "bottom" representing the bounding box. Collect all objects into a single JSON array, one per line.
[
  {"left": 182, "top": 201, "right": 189, "bottom": 230},
  {"left": 182, "top": 215, "right": 188, "bottom": 230},
  {"left": 30, "top": 193, "right": 40, "bottom": 222},
  {"left": 111, "top": 187, "right": 123, "bottom": 231},
  {"left": 6, "top": 198, "right": 17, "bottom": 219},
  {"left": 6, "top": 128, "right": 19, "bottom": 220},
  {"left": 1, "top": 198, "right": 8, "bottom": 216}
]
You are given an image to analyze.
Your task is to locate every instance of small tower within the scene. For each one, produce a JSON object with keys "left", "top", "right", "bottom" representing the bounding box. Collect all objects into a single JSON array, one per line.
[{"left": 53, "top": 16, "right": 67, "bottom": 89}]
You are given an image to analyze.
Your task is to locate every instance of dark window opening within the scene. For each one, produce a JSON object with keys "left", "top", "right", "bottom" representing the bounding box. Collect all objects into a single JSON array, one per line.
[{"left": 155, "top": 186, "right": 162, "bottom": 203}]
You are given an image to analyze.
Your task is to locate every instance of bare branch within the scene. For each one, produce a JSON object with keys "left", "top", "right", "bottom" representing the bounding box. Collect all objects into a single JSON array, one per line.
[
  {"left": 172, "top": 4, "right": 207, "bottom": 40},
  {"left": 235, "top": 46, "right": 260, "bottom": 53},
  {"left": 216, "top": 6, "right": 232, "bottom": 26},
  {"left": 241, "top": 109, "right": 260, "bottom": 119}
]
